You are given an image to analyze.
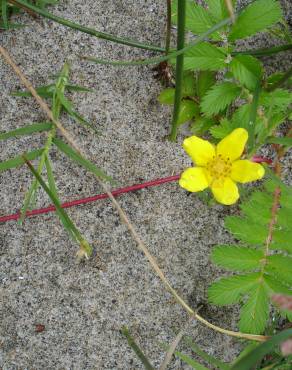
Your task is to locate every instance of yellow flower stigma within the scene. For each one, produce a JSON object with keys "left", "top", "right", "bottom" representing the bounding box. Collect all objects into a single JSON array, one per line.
[{"left": 179, "top": 128, "right": 265, "bottom": 205}]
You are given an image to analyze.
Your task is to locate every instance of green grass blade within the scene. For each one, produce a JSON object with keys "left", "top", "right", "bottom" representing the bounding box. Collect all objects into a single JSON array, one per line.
[
  {"left": 184, "top": 336, "right": 230, "bottom": 370},
  {"left": 53, "top": 137, "right": 112, "bottom": 182},
  {"left": 1, "top": 0, "right": 9, "bottom": 29},
  {"left": 0, "top": 122, "right": 52, "bottom": 140},
  {"left": 11, "top": 84, "right": 55, "bottom": 98},
  {"left": 44, "top": 154, "right": 58, "bottom": 197},
  {"left": 169, "top": 0, "right": 186, "bottom": 142},
  {"left": 11, "top": 0, "right": 164, "bottom": 52},
  {"left": 174, "top": 350, "right": 209, "bottom": 369},
  {"left": 121, "top": 327, "right": 154, "bottom": 370},
  {"left": 83, "top": 17, "right": 231, "bottom": 66},
  {"left": 0, "top": 149, "right": 43, "bottom": 172},
  {"left": 66, "top": 84, "right": 93, "bottom": 93},
  {"left": 231, "top": 328, "right": 292, "bottom": 370},
  {"left": 23, "top": 156, "right": 92, "bottom": 257}
]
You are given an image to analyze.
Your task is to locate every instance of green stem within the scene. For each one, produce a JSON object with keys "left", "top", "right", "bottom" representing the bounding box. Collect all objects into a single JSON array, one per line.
[
  {"left": 84, "top": 16, "right": 231, "bottom": 67},
  {"left": 165, "top": 0, "right": 171, "bottom": 54},
  {"left": 247, "top": 82, "right": 261, "bottom": 154},
  {"left": 9, "top": 0, "right": 165, "bottom": 52},
  {"left": 169, "top": 0, "right": 186, "bottom": 142},
  {"left": 266, "top": 66, "right": 292, "bottom": 92},
  {"left": 232, "top": 43, "right": 292, "bottom": 57}
]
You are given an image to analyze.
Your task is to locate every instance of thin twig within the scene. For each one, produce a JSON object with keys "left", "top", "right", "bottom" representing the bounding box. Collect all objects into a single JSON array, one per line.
[{"left": 0, "top": 45, "right": 268, "bottom": 342}]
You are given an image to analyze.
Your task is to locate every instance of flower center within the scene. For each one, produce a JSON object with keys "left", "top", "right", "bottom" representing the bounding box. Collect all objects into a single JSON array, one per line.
[{"left": 206, "top": 154, "right": 232, "bottom": 180}]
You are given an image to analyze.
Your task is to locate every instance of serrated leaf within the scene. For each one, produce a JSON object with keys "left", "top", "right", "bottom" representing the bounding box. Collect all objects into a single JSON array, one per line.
[
  {"left": 209, "top": 118, "right": 233, "bottom": 139},
  {"left": 0, "top": 149, "right": 43, "bottom": 172},
  {"left": 191, "top": 117, "right": 215, "bottom": 135},
  {"left": 172, "top": 0, "right": 218, "bottom": 37},
  {"left": 182, "top": 71, "right": 196, "bottom": 96},
  {"left": 260, "top": 89, "right": 292, "bottom": 112},
  {"left": 206, "top": 0, "right": 236, "bottom": 22},
  {"left": 177, "top": 100, "right": 199, "bottom": 125},
  {"left": 53, "top": 138, "right": 112, "bottom": 182},
  {"left": 200, "top": 82, "right": 241, "bottom": 116},
  {"left": 266, "top": 255, "right": 292, "bottom": 285},
  {"left": 277, "top": 207, "right": 292, "bottom": 229},
  {"left": 208, "top": 273, "right": 260, "bottom": 305},
  {"left": 229, "top": 0, "right": 283, "bottom": 41},
  {"left": 211, "top": 246, "right": 264, "bottom": 271},
  {"left": 0, "top": 122, "right": 52, "bottom": 141},
  {"left": 272, "top": 230, "right": 292, "bottom": 253},
  {"left": 196, "top": 70, "right": 216, "bottom": 100},
  {"left": 158, "top": 88, "right": 175, "bottom": 105},
  {"left": 264, "top": 274, "right": 292, "bottom": 295},
  {"left": 225, "top": 216, "right": 268, "bottom": 245},
  {"left": 183, "top": 42, "right": 226, "bottom": 71},
  {"left": 240, "top": 191, "right": 273, "bottom": 225},
  {"left": 230, "top": 55, "right": 262, "bottom": 90},
  {"left": 239, "top": 283, "right": 269, "bottom": 334}
]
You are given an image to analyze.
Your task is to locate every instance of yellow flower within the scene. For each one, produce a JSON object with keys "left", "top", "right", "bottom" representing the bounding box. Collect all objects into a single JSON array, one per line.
[{"left": 179, "top": 128, "right": 265, "bottom": 205}]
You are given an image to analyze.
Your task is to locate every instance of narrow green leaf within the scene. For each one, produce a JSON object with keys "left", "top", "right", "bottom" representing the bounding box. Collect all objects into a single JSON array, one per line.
[
  {"left": 239, "top": 283, "right": 269, "bottom": 334},
  {"left": 182, "top": 71, "right": 196, "bottom": 96},
  {"left": 230, "top": 55, "right": 262, "bottom": 90},
  {"left": 158, "top": 88, "right": 175, "bottom": 105},
  {"left": 1, "top": 0, "right": 8, "bottom": 29},
  {"left": 200, "top": 82, "right": 241, "bottom": 116},
  {"left": 53, "top": 138, "right": 112, "bottom": 182},
  {"left": 12, "top": 84, "right": 55, "bottom": 98},
  {"left": 174, "top": 350, "right": 209, "bottom": 369},
  {"left": 0, "top": 149, "right": 43, "bottom": 172},
  {"left": 44, "top": 155, "right": 58, "bottom": 197},
  {"left": 231, "top": 328, "right": 292, "bottom": 370},
  {"left": 183, "top": 42, "right": 226, "bottom": 71},
  {"left": 66, "top": 84, "right": 93, "bottom": 93},
  {"left": 23, "top": 156, "right": 92, "bottom": 257},
  {"left": 196, "top": 70, "right": 216, "bottom": 100},
  {"left": 177, "top": 100, "right": 199, "bottom": 125},
  {"left": 225, "top": 216, "right": 268, "bottom": 245},
  {"left": 208, "top": 273, "right": 260, "bottom": 305},
  {"left": 0, "top": 122, "right": 52, "bottom": 141},
  {"left": 229, "top": 0, "right": 283, "bottom": 41},
  {"left": 267, "top": 137, "right": 292, "bottom": 147},
  {"left": 184, "top": 336, "right": 230, "bottom": 370},
  {"left": 211, "top": 246, "right": 264, "bottom": 271}
]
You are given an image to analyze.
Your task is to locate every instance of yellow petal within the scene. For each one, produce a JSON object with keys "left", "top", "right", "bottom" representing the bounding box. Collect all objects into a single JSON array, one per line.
[
  {"left": 231, "top": 160, "right": 265, "bottom": 183},
  {"left": 216, "top": 128, "right": 248, "bottom": 162},
  {"left": 183, "top": 136, "right": 215, "bottom": 166},
  {"left": 211, "top": 177, "right": 239, "bottom": 205},
  {"left": 179, "top": 167, "right": 209, "bottom": 192}
]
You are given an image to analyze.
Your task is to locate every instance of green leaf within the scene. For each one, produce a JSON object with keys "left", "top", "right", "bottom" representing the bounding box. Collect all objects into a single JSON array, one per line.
[
  {"left": 230, "top": 55, "right": 262, "bottom": 90},
  {"left": 23, "top": 156, "right": 92, "bottom": 257},
  {"left": 53, "top": 138, "right": 112, "bottom": 182},
  {"left": 277, "top": 206, "right": 292, "bottom": 229},
  {"left": 183, "top": 42, "right": 226, "bottom": 71},
  {"left": 200, "top": 82, "right": 241, "bottom": 116},
  {"left": 225, "top": 216, "right": 267, "bottom": 245},
  {"left": 1, "top": 0, "right": 8, "bottom": 29},
  {"left": 174, "top": 350, "right": 209, "bottom": 370},
  {"left": 266, "top": 255, "right": 292, "bottom": 285},
  {"left": 65, "top": 84, "right": 92, "bottom": 93},
  {"left": 240, "top": 191, "right": 273, "bottom": 225},
  {"left": 229, "top": 0, "right": 283, "bottom": 41},
  {"left": 196, "top": 70, "right": 216, "bottom": 100},
  {"left": 239, "top": 283, "right": 269, "bottom": 334},
  {"left": 231, "top": 328, "right": 292, "bottom": 370},
  {"left": 191, "top": 117, "right": 215, "bottom": 135},
  {"left": 172, "top": 0, "right": 217, "bottom": 36},
  {"left": 211, "top": 246, "right": 264, "bottom": 271},
  {"left": 182, "top": 71, "right": 196, "bottom": 96},
  {"left": 209, "top": 118, "right": 233, "bottom": 139},
  {"left": 260, "top": 89, "right": 292, "bottom": 112},
  {"left": 267, "top": 136, "right": 292, "bottom": 147},
  {"left": 263, "top": 274, "right": 292, "bottom": 295},
  {"left": 0, "top": 122, "right": 52, "bottom": 141},
  {"left": 177, "top": 100, "right": 199, "bottom": 126},
  {"left": 12, "top": 84, "right": 55, "bottom": 98},
  {"left": 0, "top": 149, "right": 43, "bottom": 172},
  {"left": 158, "top": 88, "right": 175, "bottom": 105},
  {"left": 272, "top": 230, "right": 292, "bottom": 253},
  {"left": 208, "top": 273, "right": 260, "bottom": 305},
  {"left": 206, "top": 0, "right": 236, "bottom": 22},
  {"left": 44, "top": 155, "right": 58, "bottom": 197}
]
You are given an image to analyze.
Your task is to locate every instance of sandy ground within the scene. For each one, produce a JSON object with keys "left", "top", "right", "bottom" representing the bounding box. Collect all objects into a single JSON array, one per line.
[{"left": 0, "top": 1, "right": 291, "bottom": 369}]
